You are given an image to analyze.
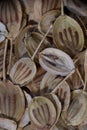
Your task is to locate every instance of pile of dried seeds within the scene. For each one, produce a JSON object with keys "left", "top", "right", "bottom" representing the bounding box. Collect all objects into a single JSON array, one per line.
[{"left": 0, "top": 0, "right": 87, "bottom": 130}]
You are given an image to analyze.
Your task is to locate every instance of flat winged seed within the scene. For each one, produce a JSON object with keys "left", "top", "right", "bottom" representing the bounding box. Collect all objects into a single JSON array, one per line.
[
  {"left": 0, "top": 0, "right": 22, "bottom": 39},
  {"left": 57, "top": 81, "right": 70, "bottom": 111},
  {"left": 53, "top": 15, "right": 84, "bottom": 57},
  {"left": 64, "top": 0, "right": 87, "bottom": 16},
  {"left": 28, "top": 96, "right": 57, "bottom": 129},
  {"left": 10, "top": 58, "right": 37, "bottom": 86},
  {"left": 38, "top": 10, "right": 60, "bottom": 36},
  {"left": 40, "top": 72, "right": 63, "bottom": 94},
  {"left": 0, "top": 22, "right": 8, "bottom": 43},
  {"left": 34, "top": 0, "right": 61, "bottom": 22},
  {"left": 25, "top": 32, "right": 51, "bottom": 62},
  {"left": 62, "top": 90, "right": 87, "bottom": 126},
  {"left": 0, "top": 80, "right": 25, "bottom": 121},
  {"left": 39, "top": 48, "right": 75, "bottom": 76}
]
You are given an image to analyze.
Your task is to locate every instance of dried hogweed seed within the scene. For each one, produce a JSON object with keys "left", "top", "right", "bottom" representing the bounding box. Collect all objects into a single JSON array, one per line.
[{"left": 39, "top": 48, "right": 75, "bottom": 76}]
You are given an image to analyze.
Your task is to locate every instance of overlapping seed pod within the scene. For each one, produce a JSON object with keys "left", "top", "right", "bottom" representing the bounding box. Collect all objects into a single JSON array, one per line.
[
  {"left": 38, "top": 10, "right": 60, "bottom": 36},
  {"left": 53, "top": 15, "right": 84, "bottom": 57},
  {"left": 62, "top": 90, "right": 87, "bottom": 126},
  {"left": 0, "top": 80, "right": 25, "bottom": 122},
  {"left": 34, "top": 0, "right": 61, "bottom": 22},
  {"left": 39, "top": 48, "right": 75, "bottom": 76},
  {"left": 64, "top": 0, "right": 87, "bottom": 16},
  {"left": 0, "top": 47, "right": 16, "bottom": 78},
  {"left": 43, "top": 94, "right": 61, "bottom": 124},
  {"left": 40, "top": 72, "right": 63, "bottom": 93},
  {"left": 0, "top": 0, "right": 22, "bottom": 39},
  {"left": 57, "top": 81, "right": 70, "bottom": 111},
  {"left": 67, "top": 70, "right": 82, "bottom": 90},
  {"left": 28, "top": 96, "right": 59, "bottom": 129},
  {"left": 0, "top": 22, "right": 8, "bottom": 43},
  {"left": 25, "top": 32, "right": 51, "bottom": 62},
  {"left": 27, "top": 66, "right": 46, "bottom": 93},
  {"left": 10, "top": 58, "right": 37, "bottom": 86}
]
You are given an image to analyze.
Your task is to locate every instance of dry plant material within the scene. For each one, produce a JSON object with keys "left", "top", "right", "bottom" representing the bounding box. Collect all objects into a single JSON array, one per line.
[
  {"left": 62, "top": 90, "right": 87, "bottom": 126},
  {"left": 10, "top": 58, "right": 37, "bottom": 86},
  {"left": 53, "top": 15, "right": 84, "bottom": 57},
  {"left": 28, "top": 96, "right": 61, "bottom": 130},
  {"left": 39, "top": 48, "right": 75, "bottom": 76},
  {"left": 25, "top": 32, "right": 51, "bottom": 62},
  {"left": 39, "top": 10, "right": 60, "bottom": 36},
  {"left": 0, "top": 22, "right": 8, "bottom": 43},
  {"left": 40, "top": 72, "right": 63, "bottom": 93},
  {"left": 57, "top": 81, "right": 70, "bottom": 111},
  {"left": 0, "top": 80, "right": 25, "bottom": 121}
]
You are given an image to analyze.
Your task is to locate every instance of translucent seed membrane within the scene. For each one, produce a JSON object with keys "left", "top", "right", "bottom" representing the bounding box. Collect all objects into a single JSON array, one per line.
[
  {"left": 0, "top": 80, "right": 25, "bottom": 121},
  {"left": 39, "top": 48, "right": 75, "bottom": 76},
  {"left": 10, "top": 58, "right": 37, "bottom": 86},
  {"left": 28, "top": 96, "right": 57, "bottom": 129}
]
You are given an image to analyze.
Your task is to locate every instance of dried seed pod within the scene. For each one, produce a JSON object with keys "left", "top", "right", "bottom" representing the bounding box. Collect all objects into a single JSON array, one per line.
[
  {"left": 0, "top": 118, "right": 17, "bottom": 130},
  {"left": 38, "top": 10, "right": 60, "bottom": 36},
  {"left": 28, "top": 96, "right": 57, "bottom": 129},
  {"left": 40, "top": 72, "right": 63, "bottom": 93},
  {"left": 0, "top": 22, "right": 8, "bottom": 43},
  {"left": 57, "top": 81, "right": 70, "bottom": 111},
  {"left": 44, "top": 94, "right": 61, "bottom": 126},
  {"left": 64, "top": 0, "right": 87, "bottom": 16},
  {"left": 39, "top": 48, "right": 75, "bottom": 76},
  {"left": 0, "top": 0, "right": 22, "bottom": 39},
  {"left": 0, "top": 80, "right": 25, "bottom": 121},
  {"left": 67, "top": 70, "right": 82, "bottom": 90},
  {"left": 34, "top": 0, "right": 61, "bottom": 22},
  {"left": 10, "top": 58, "right": 37, "bottom": 86},
  {"left": 19, "top": 91, "right": 32, "bottom": 128},
  {"left": 53, "top": 15, "right": 84, "bottom": 57},
  {"left": 0, "top": 47, "right": 16, "bottom": 78},
  {"left": 27, "top": 66, "right": 46, "bottom": 93},
  {"left": 62, "top": 90, "right": 87, "bottom": 126},
  {"left": 25, "top": 32, "right": 51, "bottom": 62},
  {"left": 20, "top": 0, "right": 34, "bottom": 15}
]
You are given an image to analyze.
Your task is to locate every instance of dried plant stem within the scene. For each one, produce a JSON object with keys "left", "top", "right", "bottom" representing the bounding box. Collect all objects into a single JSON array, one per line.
[
  {"left": 31, "top": 25, "right": 52, "bottom": 61},
  {"left": 61, "top": 0, "right": 64, "bottom": 15},
  {"left": 76, "top": 68, "right": 85, "bottom": 90},
  {"left": 51, "top": 69, "right": 75, "bottom": 93},
  {"left": 18, "top": 127, "right": 23, "bottom": 130},
  {"left": 8, "top": 39, "right": 13, "bottom": 74},
  {"left": 3, "top": 39, "right": 8, "bottom": 81}
]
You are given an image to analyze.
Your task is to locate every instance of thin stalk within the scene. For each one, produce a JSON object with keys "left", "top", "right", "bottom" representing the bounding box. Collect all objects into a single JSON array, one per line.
[
  {"left": 31, "top": 25, "right": 52, "bottom": 61},
  {"left": 76, "top": 68, "right": 85, "bottom": 89},
  {"left": 8, "top": 39, "right": 13, "bottom": 74},
  {"left": 3, "top": 39, "right": 8, "bottom": 81},
  {"left": 51, "top": 69, "right": 75, "bottom": 93},
  {"left": 61, "top": 0, "right": 64, "bottom": 15}
]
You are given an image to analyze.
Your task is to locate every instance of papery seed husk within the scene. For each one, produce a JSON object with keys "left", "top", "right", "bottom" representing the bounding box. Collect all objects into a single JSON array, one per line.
[
  {"left": 0, "top": 80, "right": 25, "bottom": 121},
  {"left": 40, "top": 72, "right": 63, "bottom": 94},
  {"left": 53, "top": 15, "right": 84, "bottom": 57},
  {"left": 0, "top": 22, "right": 8, "bottom": 43},
  {"left": 64, "top": 0, "right": 87, "bottom": 16},
  {"left": 38, "top": 10, "right": 60, "bottom": 36},
  {"left": 28, "top": 96, "right": 57, "bottom": 129},
  {"left": 25, "top": 32, "right": 51, "bottom": 62},
  {"left": 67, "top": 70, "right": 82, "bottom": 90},
  {"left": 57, "top": 81, "right": 70, "bottom": 111},
  {"left": 10, "top": 58, "right": 37, "bottom": 86},
  {"left": 43, "top": 94, "right": 61, "bottom": 127},
  {"left": 27, "top": 66, "right": 46, "bottom": 93},
  {"left": 0, "top": 0, "right": 22, "bottom": 39},
  {"left": 39, "top": 48, "right": 75, "bottom": 76},
  {"left": 34, "top": 0, "right": 61, "bottom": 22},
  {"left": 62, "top": 90, "right": 87, "bottom": 126}
]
